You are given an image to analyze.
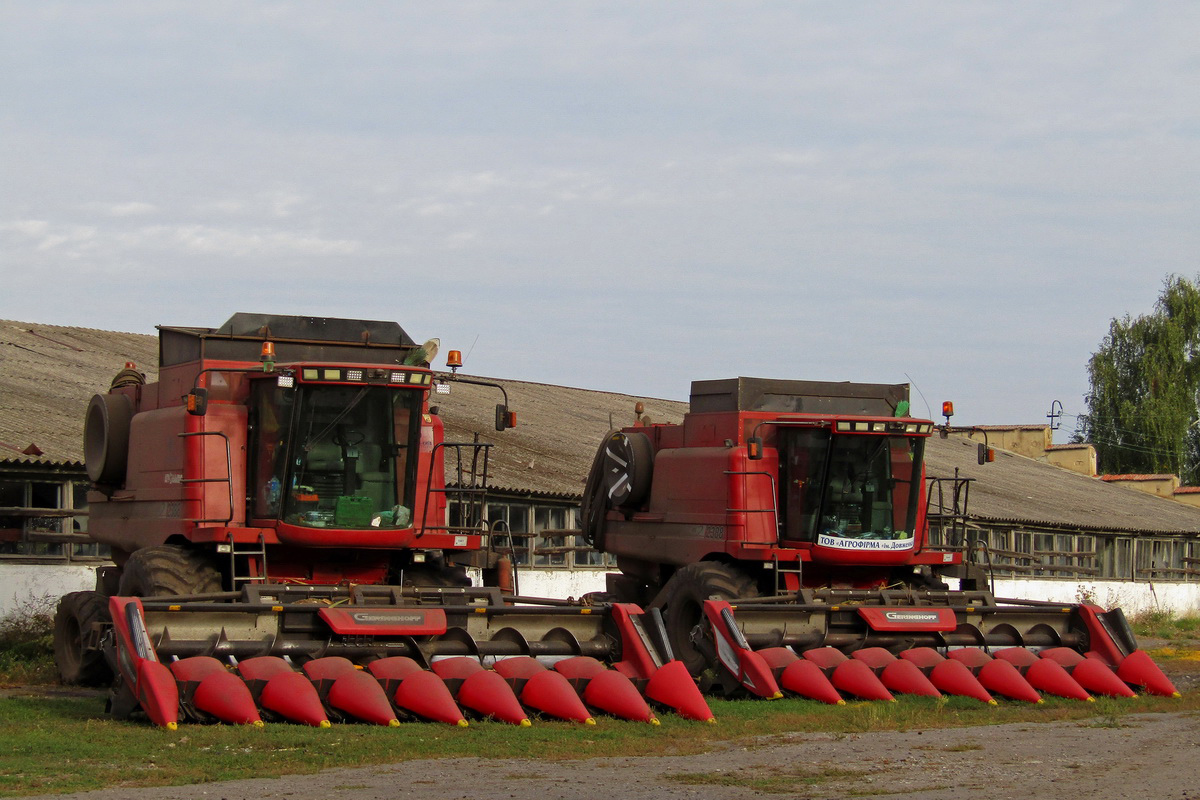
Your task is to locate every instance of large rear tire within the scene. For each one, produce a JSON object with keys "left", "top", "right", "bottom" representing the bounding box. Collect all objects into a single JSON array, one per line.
[
  {"left": 53, "top": 591, "right": 112, "bottom": 686},
  {"left": 580, "top": 430, "right": 655, "bottom": 550},
  {"left": 656, "top": 562, "right": 758, "bottom": 676},
  {"left": 84, "top": 393, "right": 133, "bottom": 487},
  {"left": 118, "top": 545, "right": 223, "bottom": 597}
]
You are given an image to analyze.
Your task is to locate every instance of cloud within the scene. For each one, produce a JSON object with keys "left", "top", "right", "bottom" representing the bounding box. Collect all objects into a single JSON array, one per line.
[
  {"left": 1, "top": 2, "right": 1198, "bottom": 431},
  {"left": 81, "top": 201, "right": 158, "bottom": 217},
  {"left": 3, "top": 219, "right": 360, "bottom": 263}
]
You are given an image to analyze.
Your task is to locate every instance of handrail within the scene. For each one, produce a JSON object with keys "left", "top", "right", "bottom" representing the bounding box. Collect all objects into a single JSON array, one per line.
[
  {"left": 725, "top": 469, "right": 781, "bottom": 542},
  {"left": 417, "top": 440, "right": 494, "bottom": 538},
  {"left": 179, "top": 430, "right": 234, "bottom": 525}
]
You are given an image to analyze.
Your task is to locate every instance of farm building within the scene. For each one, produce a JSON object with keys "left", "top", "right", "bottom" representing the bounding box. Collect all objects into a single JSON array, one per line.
[{"left": 2, "top": 317, "right": 1199, "bottom": 617}]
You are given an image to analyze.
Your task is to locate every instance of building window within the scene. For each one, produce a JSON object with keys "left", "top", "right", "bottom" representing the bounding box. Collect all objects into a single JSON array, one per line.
[
  {"left": 0, "top": 475, "right": 105, "bottom": 561},
  {"left": 486, "top": 499, "right": 613, "bottom": 570},
  {"left": 488, "top": 502, "right": 531, "bottom": 566},
  {"left": 533, "top": 507, "right": 568, "bottom": 568},
  {"left": 933, "top": 524, "right": 1199, "bottom": 583}
]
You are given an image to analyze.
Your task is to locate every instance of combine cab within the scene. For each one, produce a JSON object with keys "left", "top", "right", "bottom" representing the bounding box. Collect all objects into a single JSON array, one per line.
[
  {"left": 581, "top": 377, "right": 1179, "bottom": 704},
  {"left": 54, "top": 314, "right": 708, "bottom": 727}
]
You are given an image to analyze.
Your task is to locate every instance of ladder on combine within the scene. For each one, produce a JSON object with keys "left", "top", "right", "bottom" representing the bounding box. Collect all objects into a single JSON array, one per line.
[{"left": 225, "top": 532, "right": 269, "bottom": 586}]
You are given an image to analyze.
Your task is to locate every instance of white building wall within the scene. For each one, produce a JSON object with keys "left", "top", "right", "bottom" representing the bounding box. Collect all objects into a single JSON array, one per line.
[
  {"left": 6, "top": 565, "right": 1200, "bottom": 621},
  {"left": 990, "top": 577, "right": 1200, "bottom": 617},
  {"left": 0, "top": 564, "right": 98, "bottom": 618},
  {"left": 508, "top": 568, "right": 609, "bottom": 600}
]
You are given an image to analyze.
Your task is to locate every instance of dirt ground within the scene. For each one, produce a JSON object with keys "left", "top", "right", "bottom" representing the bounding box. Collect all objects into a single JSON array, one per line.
[
  {"left": 11, "top": 712, "right": 1197, "bottom": 800},
  {"left": 13, "top": 645, "right": 1200, "bottom": 800}
]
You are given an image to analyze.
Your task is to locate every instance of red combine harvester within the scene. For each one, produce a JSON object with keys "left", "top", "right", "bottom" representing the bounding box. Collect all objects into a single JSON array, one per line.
[
  {"left": 580, "top": 377, "right": 1179, "bottom": 705},
  {"left": 53, "top": 314, "right": 709, "bottom": 728}
]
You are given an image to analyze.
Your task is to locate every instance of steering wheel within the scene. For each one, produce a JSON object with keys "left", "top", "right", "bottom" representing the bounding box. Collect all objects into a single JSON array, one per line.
[{"left": 333, "top": 428, "right": 365, "bottom": 447}]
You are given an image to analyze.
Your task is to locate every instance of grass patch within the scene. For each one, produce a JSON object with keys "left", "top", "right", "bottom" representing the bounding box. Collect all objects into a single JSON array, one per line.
[
  {"left": 1130, "top": 609, "right": 1200, "bottom": 642},
  {"left": 2, "top": 687, "right": 1197, "bottom": 798},
  {"left": 2, "top": 606, "right": 1195, "bottom": 797},
  {"left": 941, "top": 741, "right": 983, "bottom": 752},
  {"left": 0, "top": 596, "right": 57, "bottom": 686},
  {"left": 668, "top": 764, "right": 862, "bottom": 792}
]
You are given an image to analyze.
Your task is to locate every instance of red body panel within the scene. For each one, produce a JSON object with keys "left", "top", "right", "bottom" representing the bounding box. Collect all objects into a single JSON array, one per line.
[
  {"left": 600, "top": 404, "right": 953, "bottom": 590},
  {"left": 87, "top": 327, "right": 468, "bottom": 586}
]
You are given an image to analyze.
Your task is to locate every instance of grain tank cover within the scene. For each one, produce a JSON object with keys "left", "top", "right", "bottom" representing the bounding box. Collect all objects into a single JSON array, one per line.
[
  {"left": 158, "top": 313, "right": 419, "bottom": 367},
  {"left": 216, "top": 313, "right": 415, "bottom": 346},
  {"left": 689, "top": 377, "right": 909, "bottom": 416}
]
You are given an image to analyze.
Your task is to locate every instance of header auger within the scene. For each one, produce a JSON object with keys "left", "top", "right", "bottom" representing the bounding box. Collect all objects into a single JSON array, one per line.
[
  {"left": 104, "top": 589, "right": 713, "bottom": 728},
  {"left": 580, "top": 377, "right": 1179, "bottom": 706}
]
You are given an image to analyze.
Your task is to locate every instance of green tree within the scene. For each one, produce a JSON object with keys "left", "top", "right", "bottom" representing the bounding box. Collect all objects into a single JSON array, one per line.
[{"left": 1079, "top": 275, "right": 1200, "bottom": 483}]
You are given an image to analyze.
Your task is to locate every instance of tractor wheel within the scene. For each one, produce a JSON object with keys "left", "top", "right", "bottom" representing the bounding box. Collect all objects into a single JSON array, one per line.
[
  {"left": 117, "top": 545, "right": 224, "bottom": 597},
  {"left": 580, "top": 429, "right": 654, "bottom": 550},
  {"left": 53, "top": 591, "right": 113, "bottom": 686},
  {"left": 579, "top": 430, "right": 619, "bottom": 549},
  {"left": 83, "top": 393, "right": 133, "bottom": 487},
  {"left": 656, "top": 562, "right": 758, "bottom": 676},
  {"left": 601, "top": 431, "right": 654, "bottom": 508}
]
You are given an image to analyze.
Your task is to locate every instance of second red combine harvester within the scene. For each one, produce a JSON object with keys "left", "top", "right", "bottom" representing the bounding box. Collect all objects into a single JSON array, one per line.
[
  {"left": 54, "top": 314, "right": 710, "bottom": 729},
  {"left": 580, "top": 377, "right": 1179, "bottom": 706}
]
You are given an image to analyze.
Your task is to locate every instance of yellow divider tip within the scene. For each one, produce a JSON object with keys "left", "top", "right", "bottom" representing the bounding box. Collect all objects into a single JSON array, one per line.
[
  {"left": 1085, "top": 697, "right": 1096, "bottom": 703},
  {"left": 836, "top": 700, "right": 846, "bottom": 706},
  {"left": 1036, "top": 699, "right": 1045, "bottom": 705},
  {"left": 649, "top": 718, "right": 660, "bottom": 726},
  {"left": 166, "top": 722, "right": 178, "bottom": 731},
  {"left": 519, "top": 719, "right": 532, "bottom": 727},
  {"left": 705, "top": 717, "right": 717, "bottom": 724},
  {"left": 987, "top": 700, "right": 998, "bottom": 706},
  {"left": 457, "top": 719, "right": 469, "bottom": 728},
  {"left": 888, "top": 698, "right": 898, "bottom": 703},
  {"left": 1173, "top": 692, "right": 1183, "bottom": 698},
  {"left": 770, "top": 692, "right": 783, "bottom": 700},
  {"left": 319, "top": 720, "right": 332, "bottom": 728},
  {"left": 388, "top": 719, "right": 401, "bottom": 726},
  {"left": 252, "top": 720, "right": 265, "bottom": 728},
  {"left": 584, "top": 718, "right": 596, "bottom": 725}
]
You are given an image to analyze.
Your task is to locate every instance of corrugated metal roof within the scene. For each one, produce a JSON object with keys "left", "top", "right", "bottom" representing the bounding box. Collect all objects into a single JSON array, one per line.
[
  {"left": 926, "top": 435, "right": 1200, "bottom": 535},
  {"left": 969, "top": 424, "right": 1049, "bottom": 431},
  {"left": 0, "top": 320, "right": 158, "bottom": 465},
  {"left": 3, "top": 318, "right": 1200, "bottom": 535},
  {"left": 1100, "top": 474, "right": 1175, "bottom": 482},
  {"left": 433, "top": 375, "right": 685, "bottom": 498}
]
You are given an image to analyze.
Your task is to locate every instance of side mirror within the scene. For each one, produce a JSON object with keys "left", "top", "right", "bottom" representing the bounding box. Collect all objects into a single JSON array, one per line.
[
  {"left": 495, "top": 404, "right": 517, "bottom": 431},
  {"left": 747, "top": 436, "right": 764, "bottom": 460},
  {"left": 186, "top": 388, "right": 208, "bottom": 416}
]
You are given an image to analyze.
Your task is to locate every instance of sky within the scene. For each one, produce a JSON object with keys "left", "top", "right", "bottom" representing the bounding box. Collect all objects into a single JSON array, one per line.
[{"left": 3, "top": 2, "right": 1197, "bottom": 438}]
